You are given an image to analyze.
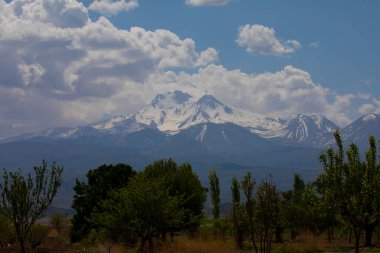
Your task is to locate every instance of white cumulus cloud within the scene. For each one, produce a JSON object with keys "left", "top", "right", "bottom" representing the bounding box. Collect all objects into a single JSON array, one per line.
[
  {"left": 186, "top": 0, "right": 229, "bottom": 6},
  {"left": 358, "top": 104, "right": 376, "bottom": 115},
  {"left": 237, "top": 24, "right": 301, "bottom": 56},
  {"left": 0, "top": 0, "right": 218, "bottom": 138},
  {"left": 18, "top": 63, "right": 45, "bottom": 86},
  {"left": 88, "top": 0, "right": 139, "bottom": 16},
  {"left": 0, "top": 0, "right": 372, "bottom": 139},
  {"left": 146, "top": 65, "right": 354, "bottom": 126}
]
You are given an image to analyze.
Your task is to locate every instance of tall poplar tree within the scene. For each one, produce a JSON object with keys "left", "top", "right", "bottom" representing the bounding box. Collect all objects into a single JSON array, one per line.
[
  {"left": 241, "top": 172, "right": 258, "bottom": 253},
  {"left": 208, "top": 169, "right": 220, "bottom": 220}
]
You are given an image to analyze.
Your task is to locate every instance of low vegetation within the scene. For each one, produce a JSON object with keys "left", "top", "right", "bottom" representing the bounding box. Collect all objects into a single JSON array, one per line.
[{"left": 0, "top": 131, "right": 380, "bottom": 253}]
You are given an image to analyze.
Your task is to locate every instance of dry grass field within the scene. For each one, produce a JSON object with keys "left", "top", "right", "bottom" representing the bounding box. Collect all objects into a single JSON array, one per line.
[{"left": 85, "top": 233, "right": 380, "bottom": 253}]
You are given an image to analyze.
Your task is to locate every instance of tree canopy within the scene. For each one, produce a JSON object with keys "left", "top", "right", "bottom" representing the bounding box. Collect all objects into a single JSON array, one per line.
[
  {"left": 94, "top": 159, "right": 206, "bottom": 252},
  {"left": 0, "top": 160, "right": 63, "bottom": 253},
  {"left": 318, "top": 131, "right": 380, "bottom": 253},
  {"left": 71, "top": 163, "right": 136, "bottom": 242}
]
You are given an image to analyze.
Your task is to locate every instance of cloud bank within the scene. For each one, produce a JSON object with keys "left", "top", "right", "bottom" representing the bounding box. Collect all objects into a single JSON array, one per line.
[
  {"left": 0, "top": 0, "right": 217, "bottom": 137},
  {"left": 0, "top": 0, "right": 374, "bottom": 138}
]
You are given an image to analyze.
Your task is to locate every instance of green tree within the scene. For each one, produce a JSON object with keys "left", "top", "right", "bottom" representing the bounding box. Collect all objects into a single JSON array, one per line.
[
  {"left": 314, "top": 177, "right": 340, "bottom": 242},
  {"left": 256, "top": 178, "right": 280, "bottom": 253},
  {"left": 363, "top": 135, "right": 380, "bottom": 246},
  {"left": 49, "top": 212, "right": 67, "bottom": 236},
  {"left": 318, "top": 132, "right": 380, "bottom": 253},
  {"left": 97, "top": 159, "right": 205, "bottom": 252},
  {"left": 88, "top": 228, "right": 118, "bottom": 253},
  {"left": 209, "top": 169, "right": 220, "bottom": 220},
  {"left": 120, "top": 173, "right": 183, "bottom": 253},
  {"left": 230, "top": 176, "right": 245, "bottom": 249},
  {"left": 143, "top": 159, "right": 206, "bottom": 238},
  {"left": 0, "top": 161, "right": 63, "bottom": 253},
  {"left": 91, "top": 189, "right": 136, "bottom": 252},
  {"left": 282, "top": 173, "right": 309, "bottom": 241},
  {"left": 71, "top": 163, "right": 135, "bottom": 242},
  {"left": 241, "top": 172, "right": 258, "bottom": 253}
]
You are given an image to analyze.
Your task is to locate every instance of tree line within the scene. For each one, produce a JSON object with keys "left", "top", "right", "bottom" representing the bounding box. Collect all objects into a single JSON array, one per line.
[
  {"left": 0, "top": 131, "right": 379, "bottom": 253},
  {"left": 208, "top": 131, "right": 380, "bottom": 253}
]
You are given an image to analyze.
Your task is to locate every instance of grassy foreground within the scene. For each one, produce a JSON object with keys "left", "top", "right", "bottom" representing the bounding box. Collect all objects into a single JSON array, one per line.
[{"left": 84, "top": 233, "right": 380, "bottom": 253}]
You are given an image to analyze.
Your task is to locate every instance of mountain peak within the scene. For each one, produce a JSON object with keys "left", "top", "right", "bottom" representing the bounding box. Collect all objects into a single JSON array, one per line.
[
  {"left": 172, "top": 90, "right": 192, "bottom": 104},
  {"left": 151, "top": 90, "right": 192, "bottom": 108},
  {"left": 197, "top": 94, "right": 233, "bottom": 114},
  {"left": 362, "top": 113, "right": 378, "bottom": 123}
]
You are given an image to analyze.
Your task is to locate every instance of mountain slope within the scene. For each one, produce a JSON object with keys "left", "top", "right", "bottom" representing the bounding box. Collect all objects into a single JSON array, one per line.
[
  {"left": 1, "top": 90, "right": 360, "bottom": 149},
  {"left": 265, "top": 114, "right": 338, "bottom": 147},
  {"left": 325, "top": 113, "right": 380, "bottom": 150}
]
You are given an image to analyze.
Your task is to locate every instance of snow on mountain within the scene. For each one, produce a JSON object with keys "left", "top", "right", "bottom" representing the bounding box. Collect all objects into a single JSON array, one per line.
[
  {"left": 265, "top": 114, "right": 339, "bottom": 147},
  {"left": 1, "top": 90, "right": 345, "bottom": 147},
  {"left": 135, "top": 90, "right": 284, "bottom": 135},
  {"left": 326, "top": 113, "right": 380, "bottom": 149},
  {"left": 91, "top": 114, "right": 147, "bottom": 135}
]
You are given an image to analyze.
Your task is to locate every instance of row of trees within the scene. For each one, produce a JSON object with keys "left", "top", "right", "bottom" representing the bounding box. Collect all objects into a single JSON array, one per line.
[
  {"left": 1, "top": 130, "right": 376, "bottom": 253},
  {"left": 71, "top": 159, "right": 207, "bottom": 253},
  {"left": 207, "top": 131, "right": 380, "bottom": 253}
]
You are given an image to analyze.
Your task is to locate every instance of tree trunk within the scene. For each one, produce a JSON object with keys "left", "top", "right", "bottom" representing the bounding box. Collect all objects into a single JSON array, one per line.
[
  {"left": 327, "top": 227, "right": 333, "bottom": 243},
  {"left": 139, "top": 238, "right": 146, "bottom": 253},
  {"left": 349, "top": 228, "right": 352, "bottom": 244},
  {"left": 161, "top": 231, "right": 167, "bottom": 242},
  {"left": 364, "top": 224, "right": 376, "bottom": 247},
  {"left": 274, "top": 226, "right": 283, "bottom": 243},
  {"left": 354, "top": 227, "right": 361, "bottom": 253},
  {"left": 148, "top": 237, "right": 154, "bottom": 253},
  {"left": 290, "top": 228, "right": 297, "bottom": 241},
  {"left": 251, "top": 225, "right": 258, "bottom": 253},
  {"left": 18, "top": 235, "right": 26, "bottom": 253}
]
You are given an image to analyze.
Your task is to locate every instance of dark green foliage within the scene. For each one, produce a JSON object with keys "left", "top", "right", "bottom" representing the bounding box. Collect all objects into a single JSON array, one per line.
[
  {"left": 241, "top": 172, "right": 258, "bottom": 253},
  {"left": 123, "top": 173, "right": 183, "bottom": 252},
  {"left": 143, "top": 159, "right": 207, "bottom": 235},
  {"left": 209, "top": 169, "right": 220, "bottom": 220},
  {"left": 282, "top": 174, "right": 309, "bottom": 241},
  {"left": 231, "top": 176, "right": 245, "bottom": 249},
  {"left": 90, "top": 159, "right": 206, "bottom": 253},
  {"left": 71, "top": 163, "right": 135, "bottom": 242},
  {"left": 256, "top": 178, "right": 280, "bottom": 253},
  {"left": 318, "top": 131, "right": 380, "bottom": 253},
  {"left": 0, "top": 160, "right": 63, "bottom": 253},
  {"left": 90, "top": 189, "right": 136, "bottom": 252}
]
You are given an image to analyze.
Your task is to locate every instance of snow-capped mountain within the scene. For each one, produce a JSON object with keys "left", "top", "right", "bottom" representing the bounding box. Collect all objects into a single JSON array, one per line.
[
  {"left": 265, "top": 114, "right": 339, "bottom": 147},
  {"left": 134, "top": 90, "right": 283, "bottom": 135},
  {"left": 3, "top": 91, "right": 378, "bottom": 211},
  {"left": 1, "top": 90, "right": 342, "bottom": 147},
  {"left": 325, "top": 113, "right": 380, "bottom": 150}
]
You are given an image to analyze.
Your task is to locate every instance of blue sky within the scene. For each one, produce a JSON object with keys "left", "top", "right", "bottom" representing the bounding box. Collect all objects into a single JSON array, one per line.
[
  {"left": 0, "top": 0, "right": 379, "bottom": 138},
  {"left": 125, "top": 1, "right": 379, "bottom": 90}
]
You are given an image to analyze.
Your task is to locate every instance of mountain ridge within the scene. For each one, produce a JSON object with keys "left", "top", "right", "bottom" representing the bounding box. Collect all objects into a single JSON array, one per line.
[
  {"left": 1, "top": 91, "right": 379, "bottom": 209},
  {"left": 1, "top": 90, "right": 379, "bottom": 150}
]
